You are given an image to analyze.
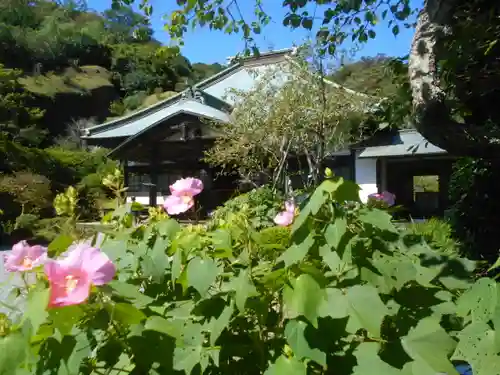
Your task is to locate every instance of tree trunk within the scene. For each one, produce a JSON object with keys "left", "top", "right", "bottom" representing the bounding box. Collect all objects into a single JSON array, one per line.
[{"left": 409, "top": 0, "right": 500, "bottom": 157}]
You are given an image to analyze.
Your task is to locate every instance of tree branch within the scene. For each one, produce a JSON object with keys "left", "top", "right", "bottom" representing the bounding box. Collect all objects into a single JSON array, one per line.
[{"left": 409, "top": 0, "right": 500, "bottom": 157}]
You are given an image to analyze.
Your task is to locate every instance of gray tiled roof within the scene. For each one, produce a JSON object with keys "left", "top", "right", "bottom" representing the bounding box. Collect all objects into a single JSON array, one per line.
[
  {"left": 86, "top": 99, "right": 231, "bottom": 139},
  {"left": 357, "top": 129, "right": 447, "bottom": 158}
]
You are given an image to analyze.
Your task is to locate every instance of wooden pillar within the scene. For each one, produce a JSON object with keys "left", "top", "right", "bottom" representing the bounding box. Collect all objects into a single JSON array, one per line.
[
  {"left": 123, "top": 159, "right": 129, "bottom": 188},
  {"left": 149, "top": 148, "right": 158, "bottom": 207}
]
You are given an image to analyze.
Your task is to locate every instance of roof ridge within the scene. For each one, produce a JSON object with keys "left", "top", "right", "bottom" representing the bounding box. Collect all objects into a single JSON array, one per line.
[{"left": 85, "top": 63, "right": 242, "bottom": 136}]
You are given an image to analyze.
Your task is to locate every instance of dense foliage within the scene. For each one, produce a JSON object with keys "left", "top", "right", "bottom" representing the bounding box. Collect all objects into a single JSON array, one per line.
[
  {"left": 448, "top": 157, "right": 500, "bottom": 263},
  {"left": 0, "top": 175, "right": 496, "bottom": 375}
]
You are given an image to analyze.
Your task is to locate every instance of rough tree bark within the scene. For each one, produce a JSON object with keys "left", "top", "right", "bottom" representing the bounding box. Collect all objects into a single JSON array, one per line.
[{"left": 409, "top": 0, "right": 500, "bottom": 157}]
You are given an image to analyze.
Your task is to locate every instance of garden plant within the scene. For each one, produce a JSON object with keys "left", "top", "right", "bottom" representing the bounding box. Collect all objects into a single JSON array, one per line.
[{"left": 0, "top": 172, "right": 497, "bottom": 375}]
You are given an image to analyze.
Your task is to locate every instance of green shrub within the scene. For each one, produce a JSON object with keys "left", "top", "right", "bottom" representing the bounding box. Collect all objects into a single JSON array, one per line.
[
  {"left": 448, "top": 157, "right": 500, "bottom": 262},
  {"left": 209, "top": 186, "right": 284, "bottom": 230},
  {"left": 15, "top": 213, "right": 39, "bottom": 232},
  {"left": 256, "top": 225, "right": 291, "bottom": 260},
  {"left": 2, "top": 176, "right": 489, "bottom": 375},
  {"left": 404, "top": 218, "right": 460, "bottom": 255}
]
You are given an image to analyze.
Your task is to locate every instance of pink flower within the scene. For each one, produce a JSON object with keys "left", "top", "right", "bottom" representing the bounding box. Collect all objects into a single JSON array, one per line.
[
  {"left": 274, "top": 200, "right": 296, "bottom": 226},
  {"left": 368, "top": 191, "right": 396, "bottom": 206},
  {"left": 4, "top": 241, "right": 47, "bottom": 272},
  {"left": 44, "top": 244, "right": 116, "bottom": 308},
  {"left": 163, "top": 177, "right": 204, "bottom": 215}
]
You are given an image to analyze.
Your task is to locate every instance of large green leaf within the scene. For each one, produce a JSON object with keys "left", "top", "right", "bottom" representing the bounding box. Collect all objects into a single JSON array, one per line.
[
  {"left": 210, "top": 229, "right": 233, "bottom": 258},
  {"left": 358, "top": 208, "right": 397, "bottom": 233},
  {"left": 49, "top": 305, "right": 84, "bottom": 336},
  {"left": 352, "top": 342, "right": 402, "bottom": 375},
  {"left": 456, "top": 277, "right": 497, "bottom": 323},
  {"left": 346, "top": 284, "right": 388, "bottom": 337},
  {"left": 209, "top": 303, "right": 234, "bottom": 345},
  {"left": 324, "top": 217, "right": 347, "bottom": 250},
  {"left": 283, "top": 274, "right": 325, "bottom": 328},
  {"left": 320, "top": 245, "right": 349, "bottom": 276},
  {"left": 0, "top": 333, "right": 27, "bottom": 375},
  {"left": 401, "top": 317, "right": 457, "bottom": 374},
  {"left": 156, "top": 218, "right": 181, "bottom": 238},
  {"left": 277, "top": 233, "right": 315, "bottom": 267},
  {"left": 284, "top": 320, "right": 326, "bottom": 366},
  {"left": 173, "top": 322, "right": 206, "bottom": 374},
  {"left": 145, "top": 316, "right": 183, "bottom": 339},
  {"left": 452, "top": 321, "right": 500, "bottom": 375},
  {"left": 23, "top": 284, "right": 49, "bottom": 334},
  {"left": 47, "top": 234, "right": 74, "bottom": 257},
  {"left": 142, "top": 237, "right": 170, "bottom": 283},
  {"left": 319, "top": 288, "right": 349, "bottom": 319},
  {"left": 58, "top": 331, "right": 92, "bottom": 375},
  {"left": 173, "top": 346, "right": 202, "bottom": 375},
  {"left": 226, "top": 268, "right": 258, "bottom": 312},
  {"left": 263, "top": 355, "right": 307, "bottom": 375},
  {"left": 109, "top": 302, "right": 146, "bottom": 325},
  {"left": 108, "top": 281, "right": 153, "bottom": 308},
  {"left": 186, "top": 257, "right": 220, "bottom": 296}
]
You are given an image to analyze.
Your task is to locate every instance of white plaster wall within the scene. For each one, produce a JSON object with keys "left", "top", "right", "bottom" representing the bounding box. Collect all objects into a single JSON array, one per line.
[
  {"left": 354, "top": 153, "right": 378, "bottom": 203},
  {"left": 126, "top": 195, "right": 165, "bottom": 206}
]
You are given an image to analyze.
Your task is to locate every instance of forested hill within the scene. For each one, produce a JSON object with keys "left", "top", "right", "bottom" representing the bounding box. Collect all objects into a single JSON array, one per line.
[{"left": 0, "top": 0, "right": 224, "bottom": 146}]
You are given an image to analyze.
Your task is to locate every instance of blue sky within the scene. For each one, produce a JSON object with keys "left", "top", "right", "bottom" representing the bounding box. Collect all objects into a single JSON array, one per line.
[{"left": 87, "top": 0, "right": 422, "bottom": 64}]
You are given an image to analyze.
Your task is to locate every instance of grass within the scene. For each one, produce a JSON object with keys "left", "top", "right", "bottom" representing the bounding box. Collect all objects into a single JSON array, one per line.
[{"left": 19, "top": 66, "right": 113, "bottom": 97}]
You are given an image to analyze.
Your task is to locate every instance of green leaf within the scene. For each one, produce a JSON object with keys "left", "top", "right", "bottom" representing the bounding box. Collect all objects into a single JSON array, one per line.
[
  {"left": 264, "top": 355, "right": 307, "bottom": 375},
  {"left": 401, "top": 317, "right": 457, "bottom": 374},
  {"left": 49, "top": 305, "right": 84, "bottom": 336},
  {"left": 58, "top": 332, "right": 91, "bottom": 375},
  {"left": 319, "top": 288, "right": 349, "bottom": 318},
  {"left": 186, "top": 257, "right": 220, "bottom": 296},
  {"left": 284, "top": 320, "right": 326, "bottom": 366},
  {"left": 108, "top": 281, "right": 154, "bottom": 308},
  {"left": 352, "top": 342, "right": 402, "bottom": 375},
  {"left": 173, "top": 346, "right": 202, "bottom": 375},
  {"left": 100, "top": 239, "right": 127, "bottom": 262},
  {"left": 324, "top": 217, "right": 347, "bottom": 249},
  {"left": 142, "top": 237, "right": 170, "bottom": 283},
  {"left": 392, "top": 25, "right": 400, "bottom": 36},
  {"left": 358, "top": 208, "right": 397, "bottom": 233},
  {"left": 108, "top": 354, "right": 135, "bottom": 375},
  {"left": 23, "top": 285, "right": 49, "bottom": 334},
  {"left": 145, "top": 316, "right": 183, "bottom": 339},
  {"left": 283, "top": 274, "right": 324, "bottom": 328},
  {"left": 227, "top": 268, "right": 258, "bottom": 312},
  {"left": 209, "top": 303, "right": 234, "bottom": 345},
  {"left": 109, "top": 302, "right": 146, "bottom": 325},
  {"left": 277, "top": 233, "right": 315, "bottom": 267},
  {"left": 456, "top": 277, "right": 497, "bottom": 323},
  {"left": 488, "top": 255, "right": 500, "bottom": 272},
  {"left": 0, "top": 333, "right": 27, "bottom": 375},
  {"left": 210, "top": 229, "right": 233, "bottom": 258},
  {"left": 346, "top": 284, "right": 388, "bottom": 337},
  {"left": 319, "top": 245, "right": 349, "bottom": 275},
  {"left": 157, "top": 218, "right": 181, "bottom": 238},
  {"left": 452, "top": 321, "right": 500, "bottom": 375},
  {"left": 47, "top": 234, "right": 74, "bottom": 257}
]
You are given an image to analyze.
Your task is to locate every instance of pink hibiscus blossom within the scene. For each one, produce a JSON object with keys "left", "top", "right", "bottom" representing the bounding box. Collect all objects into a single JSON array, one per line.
[
  {"left": 44, "top": 244, "right": 116, "bottom": 308},
  {"left": 274, "top": 200, "right": 296, "bottom": 226},
  {"left": 163, "top": 177, "right": 204, "bottom": 215},
  {"left": 4, "top": 241, "right": 48, "bottom": 272},
  {"left": 368, "top": 191, "right": 396, "bottom": 207}
]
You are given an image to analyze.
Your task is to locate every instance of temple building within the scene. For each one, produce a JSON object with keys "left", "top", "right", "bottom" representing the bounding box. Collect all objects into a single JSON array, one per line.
[{"left": 83, "top": 48, "right": 455, "bottom": 219}]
